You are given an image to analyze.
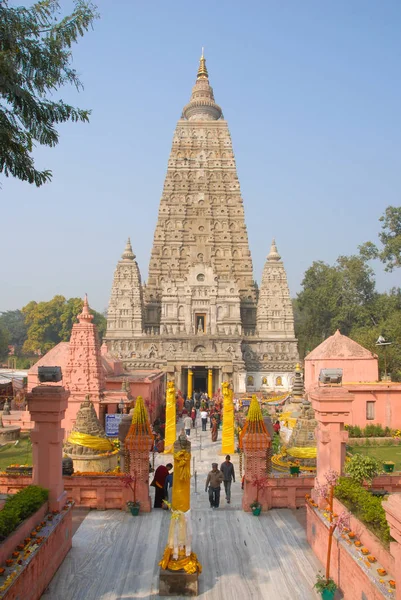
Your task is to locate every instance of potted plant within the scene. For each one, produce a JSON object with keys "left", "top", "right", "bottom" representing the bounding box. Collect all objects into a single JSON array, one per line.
[
  {"left": 314, "top": 572, "right": 337, "bottom": 600},
  {"left": 250, "top": 476, "right": 269, "bottom": 515},
  {"left": 383, "top": 461, "right": 395, "bottom": 473},
  {"left": 121, "top": 473, "right": 140, "bottom": 515}
]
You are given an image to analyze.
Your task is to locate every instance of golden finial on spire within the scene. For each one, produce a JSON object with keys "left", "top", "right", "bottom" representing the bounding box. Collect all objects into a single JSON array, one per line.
[{"left": 197, "top": 47, "right": 208, "bottom": 80}]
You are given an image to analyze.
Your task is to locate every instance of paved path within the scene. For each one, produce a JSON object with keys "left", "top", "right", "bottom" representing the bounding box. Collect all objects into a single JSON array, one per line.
[{"left": 43, "top": 417, "right": 321, "bottom": 599}]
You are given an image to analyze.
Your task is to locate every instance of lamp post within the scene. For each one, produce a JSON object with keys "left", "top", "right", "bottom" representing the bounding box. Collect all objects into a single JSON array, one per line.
[{"left": 376, "top": 336, "right": 392, "bottom": 381}]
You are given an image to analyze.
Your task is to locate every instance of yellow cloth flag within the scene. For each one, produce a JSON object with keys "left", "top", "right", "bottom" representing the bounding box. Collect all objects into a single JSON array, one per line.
[
  {"left": 67, "top": 432, "right": 113, "bottom": 452},
  {"left": 172, "top": 449, "right": 191, "bottom": 512},
  {"left": 164, "top": 381, "right": 176, "bottom": 454},
  {"left": 221, "top": 382, "right": 235, "bottom": 455}
]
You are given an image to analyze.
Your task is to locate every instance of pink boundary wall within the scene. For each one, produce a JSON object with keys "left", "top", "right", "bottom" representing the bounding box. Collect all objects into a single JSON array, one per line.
[
  {"left": 332, "top": 497, "right": 395, "bottom": 576},
  {"left": 4, "top": 504, "right": 73, "bottom": 600},
  {"left": 384, "top": 494, "right": 401, "bottom": 600},
  {"left": 306, "top": 503, "right": 387, "bottom": 600},
  {"left": 0, "top": 474, "right": 400, "bottom": 510},
  {"left": 0, "top": 503, "right": 48, "bottom": 567}
]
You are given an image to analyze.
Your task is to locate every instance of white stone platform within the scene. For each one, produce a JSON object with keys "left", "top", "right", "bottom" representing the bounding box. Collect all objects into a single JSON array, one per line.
[{"left": 42, "top": 418, "right": 321, "bottom": 599}]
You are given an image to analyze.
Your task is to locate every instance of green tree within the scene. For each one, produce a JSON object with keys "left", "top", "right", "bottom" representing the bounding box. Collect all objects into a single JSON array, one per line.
[
  {"left": 0, "top": 310, "right": 28, "bottom": 353},
  {"left": 22, "top": 295, "right": 106, "bottom": 353},
  {"left": 0, "top": 325, "right": 10, "bottom": 360},
  {"left": 0, "top": 0, "right": 98, "bottom": 186},
  {"left": 295, "top": 256, "right": 377, "bottom": 358},
  {"left": 360, "top": 206, "right": 401, "bottom": 272}
]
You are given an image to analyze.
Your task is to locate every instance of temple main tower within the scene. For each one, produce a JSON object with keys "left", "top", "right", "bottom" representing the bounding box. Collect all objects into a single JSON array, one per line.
[{"left": 105, "top": 53, "right": 298, "bottom": 393}]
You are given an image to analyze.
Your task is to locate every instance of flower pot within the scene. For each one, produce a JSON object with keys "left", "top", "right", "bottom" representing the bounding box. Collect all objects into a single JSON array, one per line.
[
  {"left": 383, "top": 462, "right": 395, "bottom": 473},
  {"left": 129, "top": 505, "right": 140, "bottom": 516},
  {"left": 251, "top": 506, "right": 261, "bottom": 516},
  {"left": 321, "top": 589, "right": 335, "bottom": 600},
  {"left": 289, "top": 465, "right": 300, "bottom": 475}
]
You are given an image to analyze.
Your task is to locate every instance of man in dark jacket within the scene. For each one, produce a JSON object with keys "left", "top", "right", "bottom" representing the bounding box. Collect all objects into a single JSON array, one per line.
[
  {"left": 205, "top": 463, "right": 224, "bottom": 508},
  {"left": 220, "top": 455, "right": 235, "bottom": 504}
]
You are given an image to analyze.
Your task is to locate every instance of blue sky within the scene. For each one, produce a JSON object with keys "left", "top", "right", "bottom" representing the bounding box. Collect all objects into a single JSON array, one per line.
[{"left": 2, "top": 0, "right": 400, "bottom": 313}]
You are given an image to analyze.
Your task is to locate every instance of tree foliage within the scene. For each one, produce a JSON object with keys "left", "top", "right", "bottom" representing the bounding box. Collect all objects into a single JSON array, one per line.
[
  {"left": 0, "top": 325, "right": 9, "bottom": 360},
  {"left": 21, "top": 295, "right": 106, "bottom": 353},
  {"left": 0, "top": 0, "right": 98, "bottom": 186},
  {"left": 295, "top": 253, "right": 401, "bottom": 379},
  {"left": 360, "top": 206, "right": 401, "bottom": 272},
  {"left": 0, "top": 310, "right": 27, "bottom": 353},
  {"left": 295, "top": 255, "right": 377, "bottom": 356}
]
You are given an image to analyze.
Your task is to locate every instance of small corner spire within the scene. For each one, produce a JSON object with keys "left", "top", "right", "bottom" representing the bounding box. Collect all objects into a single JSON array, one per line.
[
  {"left": 197, "top": 47, "right": 208, "bottom": 80},
  {"left": 78, "top": 293, "right": 93, "bottom": 322},
  {"left": 121, "top": 237, "right": 135, "bottom": 261},
  {"left": 267, "top": 238, "right": 281, "bottom": 262}
]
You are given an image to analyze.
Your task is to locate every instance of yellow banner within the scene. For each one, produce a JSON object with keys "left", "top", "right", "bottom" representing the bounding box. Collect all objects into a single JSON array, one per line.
[
  {"left": 221, "top": 383, "right": 235, "bottom": 455},
  {"left": 164, "top": 381, "right": 176, "bottom": 454},
  {"left": 67, "top": 431, "right": 113, "bottom": 452}
]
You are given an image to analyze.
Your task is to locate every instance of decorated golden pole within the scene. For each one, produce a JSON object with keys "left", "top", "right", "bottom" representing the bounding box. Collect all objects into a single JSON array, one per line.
[
  {"left": 207, "top": 367, "right": 213, "bottom": 398},
  {"left": 159, "top": 431, "right": 202, "bottom": 579},
  {"left": 187, "top": 368, "right": 193, "bottom": 400},
  {"left": 221, "top": 381, "right": 235, "bottom": 455},
  {"left": 164, "top": 380, "right": 176, "bottom": 454}
]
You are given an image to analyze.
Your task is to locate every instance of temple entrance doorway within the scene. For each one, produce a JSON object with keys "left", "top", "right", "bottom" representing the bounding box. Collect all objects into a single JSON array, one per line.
[{"left": 193, "top": 366, "right": 207, "bottom": 394}]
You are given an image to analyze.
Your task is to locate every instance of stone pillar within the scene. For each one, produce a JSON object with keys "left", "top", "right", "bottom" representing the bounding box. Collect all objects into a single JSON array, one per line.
[
  {"left": 28, "top": 385, "right": 68, "bottom": 512},
  {"left": 207, "top": 368, "right": 213, "bottom": 398},
  {"left": 384, "top": 494, "right": 401, "bottom": 600},
  {"left": 242, "top": 433, "right": 271, "bottom": 511},
  {"left": 128, "top": 445, "right": 152, "bottom": 512},
  {"left": 187, "top": 368, "right": 193, "bottom": 399},
  {"left": 309, "top": 387, "right": 354, "bottom": 495}
]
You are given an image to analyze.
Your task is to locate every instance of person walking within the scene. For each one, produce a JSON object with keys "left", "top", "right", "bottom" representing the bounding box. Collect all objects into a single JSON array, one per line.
[
  {"left": 184, "top": 414, "right": 192, "bottom": 436},
  {"left": 191, "top": 407, "right": 196, "bottom": 428},
  {"left": 205, "top": 462, "right": 224, "bottom": 509},
  {"left": 200, "top": 408, "right": 208, "bottom": 431},
  {"left": 211, "top": 416, "right": 218, "bottom": 442},
  {"left": 220, "top": 455, "right": 235, "bottom": 504}
]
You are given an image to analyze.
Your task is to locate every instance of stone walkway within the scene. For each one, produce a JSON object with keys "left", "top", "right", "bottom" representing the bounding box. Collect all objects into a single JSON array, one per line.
[{"left": 42, "top": 417, "right": 322, "bottom": 599}]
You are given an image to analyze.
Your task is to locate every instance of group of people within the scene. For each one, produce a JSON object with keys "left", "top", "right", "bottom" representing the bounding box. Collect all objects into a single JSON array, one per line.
[
  {"left": 183, "top": 405, "right": 222, "bottom": 442},
  {"left": 205, "top": 455, "right": 236, "bottom": 508},
  {"left": 150, "top": 455, "right": 236, "bottom": 510}
]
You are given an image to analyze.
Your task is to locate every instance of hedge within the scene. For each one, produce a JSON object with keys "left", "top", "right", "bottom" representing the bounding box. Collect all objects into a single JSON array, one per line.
[
  {"left": 334, "top": 477, "right": 391, "bottom": 546},
  {"left": 0, "top": 485, "right": 48, "bottom": 542},
  {"left": 346, "top": 424, "right": 392, "bottom": 438}
]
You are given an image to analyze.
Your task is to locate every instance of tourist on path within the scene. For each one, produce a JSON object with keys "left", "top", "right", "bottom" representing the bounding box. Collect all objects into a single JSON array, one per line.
[
  {"left": 220, "top": 455, "right": 235, "bottom": 504},
  {"left": 151, "top": 463, "right": 172, "bottom": 508},
  {"left": 184, "top": 414, "right": 192, "bottom": 436},
  {"left": 200, "top": 408, "right": 208, "bottom": 431},
  {"left": 191, "top": 407, "right": 196, "bottom": 428},
  {"left": 211, "top": 415, "right": 218, "bottom": 442},
  {"left": 205, "top": 463, "right": 224, "bottom": 509}
]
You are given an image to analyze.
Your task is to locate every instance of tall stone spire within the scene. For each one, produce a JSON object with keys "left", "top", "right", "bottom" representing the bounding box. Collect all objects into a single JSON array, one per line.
[
  {"left": 145, "top": 52, "right": 257, "bottom": 336},
  {"left": 256, "top": 239, "right": 296, "bottom": 340},
  {"left": 105, "top": 238, "right": 144, "bottom": 340}
]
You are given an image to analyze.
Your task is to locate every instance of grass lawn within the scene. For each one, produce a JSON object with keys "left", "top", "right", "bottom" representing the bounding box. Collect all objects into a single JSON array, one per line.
[
  {"left": 0, "top": 434, "right": 33, "bottom": 471},
  {"left": 349, "top": 444, "right": 401, "bottom": 471}
]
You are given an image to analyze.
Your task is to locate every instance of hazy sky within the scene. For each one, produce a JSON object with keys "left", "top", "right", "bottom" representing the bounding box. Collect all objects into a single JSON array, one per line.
[{"left": 2, "top": 0, "right": 400, "bottom": 313}]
